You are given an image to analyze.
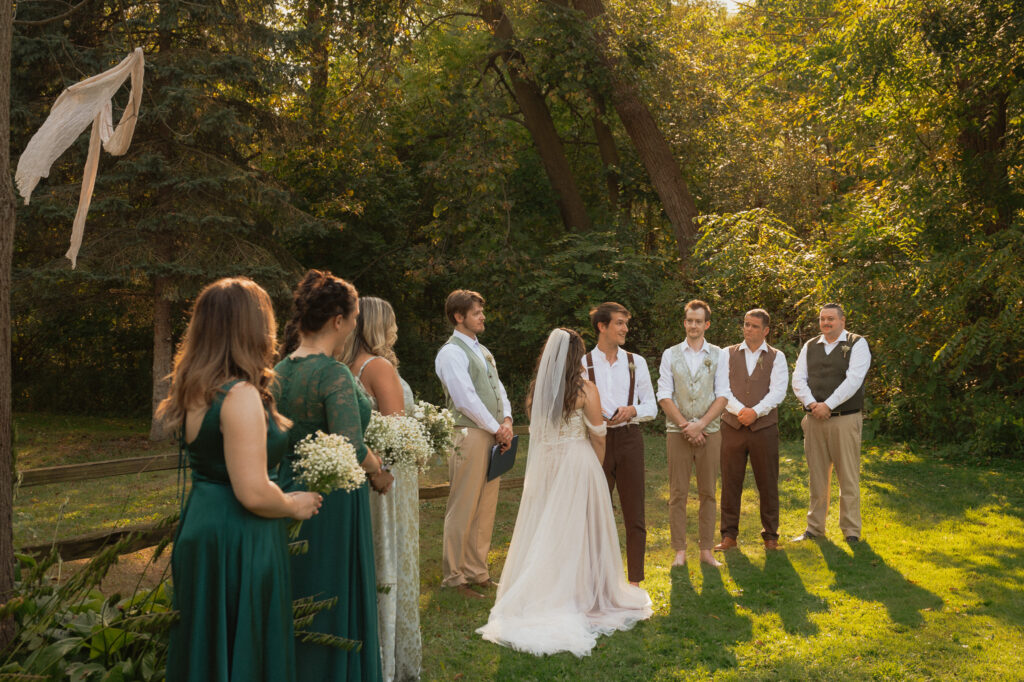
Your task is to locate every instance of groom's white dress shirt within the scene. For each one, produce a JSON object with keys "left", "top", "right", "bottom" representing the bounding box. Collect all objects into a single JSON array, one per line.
[
  {"left": 585, "top": 347, "right": 657, "bottom": 427},
  {"left": 434, "top": 330, "right": 512, "bottom": 434}
]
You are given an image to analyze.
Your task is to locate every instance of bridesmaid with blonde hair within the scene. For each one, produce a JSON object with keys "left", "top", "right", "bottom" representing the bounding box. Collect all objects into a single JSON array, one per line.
[{"left": 342, "top": 296, "right": 422, "bottom": 682}]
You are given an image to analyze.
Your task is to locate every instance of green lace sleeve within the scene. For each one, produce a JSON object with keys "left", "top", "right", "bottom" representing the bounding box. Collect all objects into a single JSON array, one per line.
[{"left": 321, "top": 361, "right": 370, "bottom": 463}]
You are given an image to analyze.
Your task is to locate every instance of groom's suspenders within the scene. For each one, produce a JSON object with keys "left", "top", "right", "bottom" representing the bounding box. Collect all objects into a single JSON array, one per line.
[{"left": 584, "top": 351, "right": 637, "bottom": 407}]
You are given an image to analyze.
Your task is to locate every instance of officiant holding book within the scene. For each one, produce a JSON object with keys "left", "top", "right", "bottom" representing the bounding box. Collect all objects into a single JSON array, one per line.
[{"left": 435, "top": 290, "right": 514, "bottom": 600}]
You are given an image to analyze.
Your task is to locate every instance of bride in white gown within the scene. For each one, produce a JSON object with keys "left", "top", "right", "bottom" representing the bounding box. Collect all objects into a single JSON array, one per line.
[{"left": 477, "top": 328, "right": 652, "bottom": 658}]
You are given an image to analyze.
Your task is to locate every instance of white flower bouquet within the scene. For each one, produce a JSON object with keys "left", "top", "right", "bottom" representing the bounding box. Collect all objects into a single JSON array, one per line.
[
  {"left": 411, "top": 400, "right": 456, "bottom": 462},
  {"left": 364, "top": 411, "right": 434, "bottom": 474},
  {"left": 292, "top": 430, "right": 366, "bottom": 494}
]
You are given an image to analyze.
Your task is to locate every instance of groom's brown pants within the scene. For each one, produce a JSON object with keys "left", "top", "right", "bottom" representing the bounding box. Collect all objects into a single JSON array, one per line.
[
  {"left": 442, "top": 427, "right": 500, "bottom": 587},
  {"left": 604, "top": 424, "right": 646, "bottom": 582}
]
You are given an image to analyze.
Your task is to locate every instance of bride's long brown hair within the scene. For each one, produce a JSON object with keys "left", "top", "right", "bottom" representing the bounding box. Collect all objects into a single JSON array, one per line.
[
  {"left": 526, "top": 328, "right": 587, "bottom": 422},
  {"left": 156, "top": 277, "right": 290, "bottom": 429}
]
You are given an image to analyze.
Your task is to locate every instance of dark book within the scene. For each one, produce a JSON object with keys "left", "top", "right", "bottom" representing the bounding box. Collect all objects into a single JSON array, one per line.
[{"left": 486, "top": 435, "right": 519, "bottom": 481}]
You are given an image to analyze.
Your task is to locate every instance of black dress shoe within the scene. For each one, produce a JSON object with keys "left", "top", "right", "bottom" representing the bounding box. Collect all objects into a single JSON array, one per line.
[
  {"left": 791, "top": 531, "right": 818, "bottom": 542},
  {"left": 845, "top": 536, "right": 859, "bottom": 544}
]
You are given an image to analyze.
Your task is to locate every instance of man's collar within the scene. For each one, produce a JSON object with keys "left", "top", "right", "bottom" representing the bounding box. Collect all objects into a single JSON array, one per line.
[
  {"left": 743, "top": 340, "right": 768, "bottom": 354},
  {"left": 591, "top": 345, "right": 625, "bottom": 363},
  {"left": 683, "top": 338, "right": 708, "bottom": 353},
  {"left": 817, "top": 330, "right": 848, "bottom": 344},
  {"left": 454, "top": 329, "right": 479, "bottom": 346}
]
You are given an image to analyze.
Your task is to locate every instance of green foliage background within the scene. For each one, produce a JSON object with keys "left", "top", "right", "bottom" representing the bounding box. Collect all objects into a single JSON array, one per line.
[{"left": 9, "top": 0, "right": 1023, "bottom": 455}]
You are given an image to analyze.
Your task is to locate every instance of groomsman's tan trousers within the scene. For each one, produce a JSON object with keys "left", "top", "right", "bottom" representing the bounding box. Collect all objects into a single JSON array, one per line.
[
  {"left": 442, "top": 427, "right": 500, "bottom": 587},
  {"left": 802, "top": 412, "right": 863, "bottom": 538},
  {"left": 667, "top": 431, "right": 720, "bottom": 552}
]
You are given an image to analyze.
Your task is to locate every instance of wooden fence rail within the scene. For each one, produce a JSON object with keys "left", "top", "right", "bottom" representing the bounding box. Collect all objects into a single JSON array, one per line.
[{"left": 17, "top": 426, "right": 531, "bottom": 561}]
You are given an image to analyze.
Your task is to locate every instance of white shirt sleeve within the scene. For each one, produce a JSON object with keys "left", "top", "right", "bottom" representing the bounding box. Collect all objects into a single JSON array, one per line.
[
  {"left": 656, "top": 349, "right": 675, "bottom": 403},
  {"left": 791, "top": 342, "right": 813, "bottom": 408},
  {"left": 714, "top": 347, "right": 730, "bottom": 398},
  {"left": 632, "top": 355, "right": 658, "bottom": 422},
  {"left": 752, "top": 349, "right": 789, "bottom": 417},
  {"left": 719, "top": 350, "right": 744, "bottom": 415},
  {"left": 824, "top": 337, "right": 872, "bottom": 409},
  {"left": 497, "top": 375, "right": 513, "bottom": 421},
  {"left": 434, "top": 345, "right": 501, "bottom": 434}
]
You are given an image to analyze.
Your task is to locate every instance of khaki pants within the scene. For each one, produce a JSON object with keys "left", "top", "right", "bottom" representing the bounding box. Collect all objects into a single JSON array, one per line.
[
  {"left": 667, "top": 431, "right": 720, "bottom": 551},
  {"left": 802, "top": 412, "right": 863, "bottom": 538},
  {"left": 442, "top": 427, "right": 500, "bottom": 587}
]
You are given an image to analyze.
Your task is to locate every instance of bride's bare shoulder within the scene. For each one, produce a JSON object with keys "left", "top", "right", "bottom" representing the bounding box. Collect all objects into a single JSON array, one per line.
[{"left": 579, "top": 380, "right": 599, "bottom": 404}]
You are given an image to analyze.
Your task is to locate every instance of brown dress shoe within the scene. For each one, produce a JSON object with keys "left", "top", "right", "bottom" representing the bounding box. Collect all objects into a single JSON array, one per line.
[
  {"left": 454, "top": 584, "right": 485, "bottom": 600},
  {"left": 763, "top": 539, "right": 779, "bottom": 550},
  {"left": 713, "top": 537, "right": 738, "bottom": 551},
  {"left": 473, "top": 578, "right": 499, "bottom": 590}
]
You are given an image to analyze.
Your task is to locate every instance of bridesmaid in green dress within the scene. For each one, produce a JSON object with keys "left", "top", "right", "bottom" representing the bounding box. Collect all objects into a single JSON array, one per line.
[
  {"left": 274, "top": 270, "right": 392, "bottom": 682},
  {"left": 158, "top": 277, "right": 323, "bottom": 682}
]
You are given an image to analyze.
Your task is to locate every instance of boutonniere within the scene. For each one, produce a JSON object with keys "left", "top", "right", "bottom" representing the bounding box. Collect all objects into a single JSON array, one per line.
[
  {"left": 840, "top": 342, "right": 852, "bottom": 359},
  {"left": 628, "top": 361, "right": 636, "bottom": 372},
  {"left": 703, "top": 357, "right": 713, "bottom": 372},
  {"left": 483, "top": 350, "right": 496, "bottom": 367},
  {"left": 756, "top": 355, "right": 764, "bottom": 370}
]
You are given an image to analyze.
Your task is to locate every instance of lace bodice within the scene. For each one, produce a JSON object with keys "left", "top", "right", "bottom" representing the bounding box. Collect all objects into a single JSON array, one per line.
[{"left": 551, "top": 408, "right": 606, "bottom": 443}]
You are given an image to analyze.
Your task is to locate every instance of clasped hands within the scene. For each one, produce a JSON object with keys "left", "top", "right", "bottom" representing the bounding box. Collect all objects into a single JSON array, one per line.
[
  {"left": 366, "top": 452, "right": 394, "bottom": 494},
  {"left": 808, "top": 402, "right": 832, "bottom": 420},
  {"left": 495, "top": 417, "right": 514, "bottom": 452},
  {"left": 680, "top": 419, "right": 707, "bottom": 445},
  {"left": 606, "top": 405, "right": 637, "bottom": 427}
]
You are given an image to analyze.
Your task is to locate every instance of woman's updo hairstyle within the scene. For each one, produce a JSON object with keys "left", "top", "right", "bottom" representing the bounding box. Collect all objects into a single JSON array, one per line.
[{"left": 283, "top": 270, "right": 359, "bottom": 354}]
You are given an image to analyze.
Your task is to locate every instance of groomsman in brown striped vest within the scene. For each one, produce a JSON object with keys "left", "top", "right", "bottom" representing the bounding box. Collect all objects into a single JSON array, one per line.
[
  {"left": 714, "top": 309, "right": 789, "bottom": 552},
  {"left": 583, "top": 302, "right": 658, "bottom": 585},
  {"left": 791, "top": 303, "right": 871, "bottom": 544}
]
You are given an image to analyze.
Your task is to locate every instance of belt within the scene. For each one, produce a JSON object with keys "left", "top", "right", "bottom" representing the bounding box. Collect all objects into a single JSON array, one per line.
[{"left": 804, "top": 407, "right": 861, "bottom": 417}]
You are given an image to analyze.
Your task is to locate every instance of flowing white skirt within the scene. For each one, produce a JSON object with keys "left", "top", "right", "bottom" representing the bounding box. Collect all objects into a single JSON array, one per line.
[{"left": 476, "top": 435, "right": 652, "bottom": 657}]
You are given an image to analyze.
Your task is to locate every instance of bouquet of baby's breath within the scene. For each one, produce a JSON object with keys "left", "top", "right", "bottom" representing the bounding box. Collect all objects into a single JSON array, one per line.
[
  {"left": 364, "top": 412, "right": 433, "bottom": 474},
  {"left": 288, "top": 430, "right": 364, "bottom": 538},
  {"left": 293, "top": 430, "right": 365, "bottom": 493},
  {"left": 412, "top": 400, "right": 456, "bottom": 461}
]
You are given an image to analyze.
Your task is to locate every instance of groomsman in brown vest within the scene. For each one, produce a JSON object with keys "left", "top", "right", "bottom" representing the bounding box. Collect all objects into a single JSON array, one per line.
[
  {"left": 791, "top": 303, "right": 871, "bottom": 544},
  {"left": 584, "top": 302, "right": 658, "bottom": 585},
  {"left": 715, "top": 309, "right": 789, "bottom": 552}
]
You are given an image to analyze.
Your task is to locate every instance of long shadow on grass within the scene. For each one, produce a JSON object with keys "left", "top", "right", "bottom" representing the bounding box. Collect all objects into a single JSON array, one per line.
[
  {"left": 654, "top": 562, "right": 752, "bottom": 671},
  {"left": 725, "top": 550, "right": 828, "bottom": 635},
  {"left": 818, "top": 538, "right": 943, "bottom": 627}
]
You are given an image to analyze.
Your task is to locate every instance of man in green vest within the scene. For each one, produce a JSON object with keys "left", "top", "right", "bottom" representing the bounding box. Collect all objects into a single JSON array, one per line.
[
  {"left": 791, "top": 303, "right": 872, "bottom": 544},
  {"left": 435, "top": 290, "right": 514, "bottom": 599},
  {"left": 657, "top": 300, "right": 728, "bottom": 568}
]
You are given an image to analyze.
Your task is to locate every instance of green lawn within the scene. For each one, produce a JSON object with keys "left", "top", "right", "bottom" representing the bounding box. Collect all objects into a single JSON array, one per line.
[{"left": 12, "top": 414, "right": 1024, "bottom": 679}]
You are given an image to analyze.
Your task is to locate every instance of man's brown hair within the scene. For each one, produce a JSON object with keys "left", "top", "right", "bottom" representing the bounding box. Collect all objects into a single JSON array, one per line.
[
  {"left": 445, "top": 289, "right": 485, "bottom": 326},
  {"left": 684, "top": 299, "right": 711, "bottom": 322},
  {"left": 589, "top": 302, "right": 631, "bottom": 337},
  {"left": 745, "top": 308, "right": 771, "bottom": 327}
]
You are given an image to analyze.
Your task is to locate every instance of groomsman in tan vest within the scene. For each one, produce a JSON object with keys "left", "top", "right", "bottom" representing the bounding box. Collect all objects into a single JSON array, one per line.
[
  {"left": 657, "top": 300, "right": 728, "bottom": 568},
  {"left": 791, "top": 303, "right": 871, "bottom": 544},
  {"left": 715, "top": 309, "right": 789, "bottom": 552},
  {"left": 584, "top": 302, "right": 657, "bottom": 585},
  {"left": 435, "top": 290, "right": 513, "bottom": 599}
]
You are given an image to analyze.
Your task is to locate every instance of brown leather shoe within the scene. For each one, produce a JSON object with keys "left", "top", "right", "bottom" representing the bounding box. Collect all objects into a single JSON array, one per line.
[
  {"left": 713, "top": 537, "right": 738, "bottom": 551},
  {"left": 763, "top": 539, "right": 779, "bottom": 550},
  {"left": 454, "top": 584, "right": 485, "bottom": 600},
  {"left": 473, "top": 578, "right": 499, "bottom": 590}
]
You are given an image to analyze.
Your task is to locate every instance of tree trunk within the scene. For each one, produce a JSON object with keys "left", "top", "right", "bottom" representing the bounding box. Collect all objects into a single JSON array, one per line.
[
  {"left": 306, "top": 0, "right": 332, "bottom": 129},
  {"left": 149, "top": 278, "right": 173, "bottom": 440},
  {"left": 480, "top": 1, "right": 593, "bottom": 232},
  {"left": 0, "top": 0, "right": 18, "bottom": 650},
  {"left": 592, "top": 101, "right": 620, "bottom": 210},
  {"left": 571, "top": 0, "right": 699, "bottom": 262}
]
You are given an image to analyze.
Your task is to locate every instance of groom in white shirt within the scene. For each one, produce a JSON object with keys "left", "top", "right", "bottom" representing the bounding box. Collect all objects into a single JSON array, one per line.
[
  {"left": 435, "top": 290, "right": 513, "bottom": 599},
  {"left": 584, "top": 302, "right": 657, "bottom": 585}
]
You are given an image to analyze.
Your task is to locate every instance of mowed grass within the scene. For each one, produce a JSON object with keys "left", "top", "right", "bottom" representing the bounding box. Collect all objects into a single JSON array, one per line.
[{"left": 13, "top": 413, "right": 1024, "bottom": 679}]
